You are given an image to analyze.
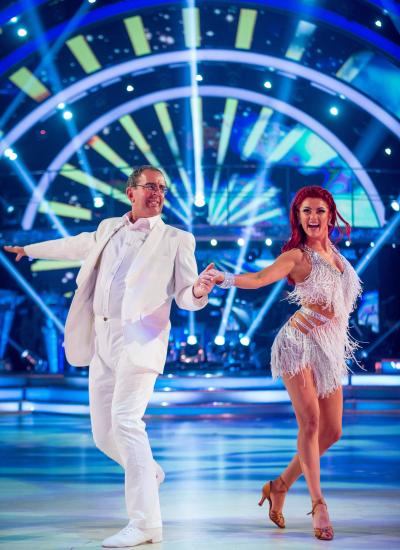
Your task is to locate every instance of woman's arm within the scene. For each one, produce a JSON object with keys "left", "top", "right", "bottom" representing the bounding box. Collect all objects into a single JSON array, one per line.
[{"left": 215, "top": 249, "right": 302, "bottom": 290}]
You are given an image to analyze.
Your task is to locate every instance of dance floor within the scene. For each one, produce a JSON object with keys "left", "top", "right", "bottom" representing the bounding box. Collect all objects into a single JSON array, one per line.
[{"left": 1, "top": 411, "right": 399, "bottom": 549}]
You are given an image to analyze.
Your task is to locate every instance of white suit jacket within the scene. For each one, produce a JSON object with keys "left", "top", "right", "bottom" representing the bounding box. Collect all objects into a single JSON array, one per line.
[{"left": 24, "top": 217, "right": 207, "bottom": 371}]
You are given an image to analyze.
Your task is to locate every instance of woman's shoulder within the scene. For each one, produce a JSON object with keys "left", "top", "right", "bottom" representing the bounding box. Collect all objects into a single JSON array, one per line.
[{"left": 281, "top": 247, "right": 308, "bottom": 264}]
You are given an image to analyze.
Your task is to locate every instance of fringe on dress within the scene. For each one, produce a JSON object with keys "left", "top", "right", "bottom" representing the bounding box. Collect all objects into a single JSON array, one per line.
[{"left": 271, "top": 244, "right": 362, "bottom": 398}]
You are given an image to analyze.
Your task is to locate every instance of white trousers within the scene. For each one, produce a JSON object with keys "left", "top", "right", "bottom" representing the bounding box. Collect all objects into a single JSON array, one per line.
[{"left": 89, "top": 316, "right": 162, "bottom": 530}]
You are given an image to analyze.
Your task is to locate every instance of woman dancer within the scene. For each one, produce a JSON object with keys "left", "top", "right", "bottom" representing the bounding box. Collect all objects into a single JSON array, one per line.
[{"left": 208, "top": 186, "right": 361, "bottom": 540}]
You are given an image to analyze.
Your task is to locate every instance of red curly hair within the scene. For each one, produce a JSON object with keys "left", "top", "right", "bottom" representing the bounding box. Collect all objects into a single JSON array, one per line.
[{"left": 282, "top": 186, "right": 351, "bottom": 253}]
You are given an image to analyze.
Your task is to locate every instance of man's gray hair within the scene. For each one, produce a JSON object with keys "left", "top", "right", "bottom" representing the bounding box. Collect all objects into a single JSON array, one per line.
[{"left": 126, "top": 165, "right": 166, "bottom": 187}]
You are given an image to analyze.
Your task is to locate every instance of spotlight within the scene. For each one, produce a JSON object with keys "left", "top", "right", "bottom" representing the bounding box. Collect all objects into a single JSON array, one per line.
[
  {"left": 385, "top": 147, "right": 392, "bottom": 156},
  {"left": 4, "top": 148, "right": 14, "bottom": 158},
  {"left": 370, "top": 241, "right": 375, "bottom": 247},
  {"left": 93, "top": 196, "right": 104, "bottom": 208},
  {"left": 392, "top": 243, "right": 397, "bottom": 249},
  {"left": 240, "top": 336, "right": 250, "bottom": 346},
  {"left": 375, "top": 20, "right": 382, "bottom": 28},
  {"left": 214, "top": 335, "right": 225, "bottom": 346},
  {"left": 10, "top": 16, "right": 18, "bottom": 23},
  {"left": 265, "top": 238, "right": 272, "bottom": 246},
  {"left": 9, "top": 152, "right": 18, "bottom": 161},
  {"left": 345, "top": 240, "right": 351, "bottom": 247},
  {"left": 237, "top": 238, "right": 245, "bottom": 247},
  {"left": 88, "top": 0, "right": 97, "bottom": 4},
  {"left": 57, "top": 102, "right": 65, "bottom": 110},
  {"left": 390, "top": 200, "right": 400, "bottom": 212},
  {"left": 196, "top": 74, "right": 203, "bottom": 82},
  {"left": 17, "top": 28, "right": 28, "bottom": 37},
  {"left": 210, "top": 238, "right": 218, "bottom": 247},
  {"left": 329, "top": 106, "right": 339, "bottom": 116},
  {"left": 126, "top": 84, "right": 134, "bottom": 92},
  {"left": 263, "top": 80, "right": 272, "bottom": 89},
  {"left": 63, "top": 110, "right": 73, "bottom": 120},
  {"left": 194, "top": 194, "right": 205, "bottom": 207},
  {"left": 187, "top": 335, "right": 197, "bottom": 345}
]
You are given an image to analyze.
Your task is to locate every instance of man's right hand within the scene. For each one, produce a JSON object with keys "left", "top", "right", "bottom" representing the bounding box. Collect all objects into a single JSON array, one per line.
[{"left": 3, "top": 245, "right": 27, "bottom": 262}]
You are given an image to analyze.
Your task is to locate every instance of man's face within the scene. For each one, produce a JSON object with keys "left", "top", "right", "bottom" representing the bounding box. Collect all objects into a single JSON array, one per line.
[{"left": 126, "top": 169, "right": 167, "bottom": 219}]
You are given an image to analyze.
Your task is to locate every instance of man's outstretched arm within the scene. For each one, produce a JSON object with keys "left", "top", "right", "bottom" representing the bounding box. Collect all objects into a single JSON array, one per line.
[{"left": 4, "top": 231, "right": 96, "bottom": 262}]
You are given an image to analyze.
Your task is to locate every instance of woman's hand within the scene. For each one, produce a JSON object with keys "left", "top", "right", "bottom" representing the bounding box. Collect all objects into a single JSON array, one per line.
[{"left": 208, "top": 268, "right": 225, "bottom": 285}]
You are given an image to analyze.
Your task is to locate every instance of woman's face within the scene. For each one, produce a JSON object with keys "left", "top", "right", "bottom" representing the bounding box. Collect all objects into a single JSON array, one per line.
[{"left": 298, "top": 197, "right": 332, "bottom": 240}]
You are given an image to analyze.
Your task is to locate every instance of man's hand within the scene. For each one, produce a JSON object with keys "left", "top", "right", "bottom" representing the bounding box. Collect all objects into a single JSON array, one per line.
[
  {"left": 3, "top": 245, "right": 27, "bottom": 262},
  {"left": 192, "top": 262, "right": 218, "bottom": 298}
]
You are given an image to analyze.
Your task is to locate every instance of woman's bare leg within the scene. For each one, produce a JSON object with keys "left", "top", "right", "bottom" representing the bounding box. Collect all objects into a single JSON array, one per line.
[
  {"left": 269, "top": 386, "right": 342, "bottom": 512},
  {"left": 281, "top": 369, "right": 331, "bottom": 528}
]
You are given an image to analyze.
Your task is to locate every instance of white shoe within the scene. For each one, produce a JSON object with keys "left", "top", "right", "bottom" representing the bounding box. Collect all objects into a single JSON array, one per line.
[
  {"left": 102, "top": 523, "right": 162, "bottom": 548},
  {"left": 154, "top": 462, "right": 165, "bottom": 486}
]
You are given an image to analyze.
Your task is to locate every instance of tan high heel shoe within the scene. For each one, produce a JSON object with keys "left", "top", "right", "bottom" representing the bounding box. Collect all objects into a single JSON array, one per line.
[
  {"left": 258, "top": 475, "right": 288, "bottom": 529},
  {"left": 307, "top": 499, "right": 334, "bottom": 541}
]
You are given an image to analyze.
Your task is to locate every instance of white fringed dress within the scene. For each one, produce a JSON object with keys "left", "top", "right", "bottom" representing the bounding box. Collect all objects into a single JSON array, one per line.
[{"left": 271, "top": 244, "right": 362, "bottom": 398}]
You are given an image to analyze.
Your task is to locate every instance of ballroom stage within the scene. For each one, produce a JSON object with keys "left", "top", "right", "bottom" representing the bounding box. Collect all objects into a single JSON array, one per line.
[{"left": 1, "top": 411, "right": 399, "bottom": 550}]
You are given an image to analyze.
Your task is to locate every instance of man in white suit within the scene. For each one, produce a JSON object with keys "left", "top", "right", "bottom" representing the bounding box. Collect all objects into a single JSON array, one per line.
[{"left": 5, "top": 165, "right": 215, "bottom": 548}]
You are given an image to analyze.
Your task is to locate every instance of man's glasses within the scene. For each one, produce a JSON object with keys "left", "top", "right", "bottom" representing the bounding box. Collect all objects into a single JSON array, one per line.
[{"left": 134, "top": 183, "right": 169, "bottom": 195}]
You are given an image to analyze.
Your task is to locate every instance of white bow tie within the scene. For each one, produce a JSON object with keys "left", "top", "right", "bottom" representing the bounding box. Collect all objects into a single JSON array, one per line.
[{"left": 125, "top": 218, "right": 150, "bottom": 233}]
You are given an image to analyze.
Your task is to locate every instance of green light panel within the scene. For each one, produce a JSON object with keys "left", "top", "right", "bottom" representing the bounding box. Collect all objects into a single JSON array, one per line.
[
  {"left": 66, "top": 35, "right": 101, "bottom": 73},
  {"left": 235, "top": 9, "right": 257, "bottom": 50},
  {"left": 124, "top": 16, "right": 151, "bottom": 55},
  {"left": 9, "top": 67, "right": 51, "bottom": 102}
]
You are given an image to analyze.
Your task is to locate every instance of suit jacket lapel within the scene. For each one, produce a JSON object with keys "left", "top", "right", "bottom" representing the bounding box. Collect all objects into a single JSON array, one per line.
[{"left": 76, "top": 220, "right": 125, "bottom": 285}]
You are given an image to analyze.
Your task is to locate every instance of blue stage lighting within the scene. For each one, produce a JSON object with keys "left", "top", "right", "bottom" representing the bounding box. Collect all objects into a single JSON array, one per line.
[
  {"left": 93, "top": 196, "right": 104, "bottom": 208},
  {"left": 57, "top": 102, "right": 65, "bottom": 110},
  {"left": 356, "top": 205, "right": 400, "bottom": 276},
  {"left": 11, "top": 156, "right": 69, "bottom": 236},
  {"left": 196, "top": 74, "right": 203, "bottom": 82},
  {"left": 17, "top": 28, "right": 28, "bottom": 37},
  {"left": 385, "top": 147, "right": 392, "bottom": 156},
  {"left": 345, "top": 240, "right": 351, "bottom": 247},
  {"left": 329, "top": 106, "right": 339, "bottom": 116},
  {"left": 240, "top": 336, "right": 250, "bottom": 346},
  {"left": 63, "top": 110, "right": 73, "bottom": 120},
  {"left": 126, "top": 85, "right": 134, "bottom": 92},
  {"left": 391, "top": 200, "right": 400, "bottom": 212},
  {"left": 210, "top": 239, "right": 218, "bottom": 247},
  {"left": 237, "top": 238, "right": 245, "bottom": 247},
  {"left": 265, "top": 238, "right": 272, "bottom": 247},
  {"left": 375, "top": 20, "right": 382, "bottom": 28},
  {"left": 263, "top": 81, "right": 272, "bottom": 89},
  {"left": 4, "top": 148, "right": 15, "bottom": 159},
  {"left": 214, "top": 335, "right": 225, "bottom": 346},
  {"left": 370, "top": 241, "right": 375, "bottom": 247},
  {"left": 245, "top": 280, "right": 286, "bottom": 341},
  {"left": 0, "top": 252, "right": 65, "bottom": 334},
  {"left": 187, "top": 335, "right": 197, "bottom": 345},
  {"left": 194, "top": 194, "right": 206, "bottom": 207},
  {"left": 10, "top": 17, "right": 18, "bottom": 24}
]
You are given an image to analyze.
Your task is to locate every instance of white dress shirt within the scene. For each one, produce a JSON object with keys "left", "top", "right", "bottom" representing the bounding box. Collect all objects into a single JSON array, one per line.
[{"left": 93, "top": 213, "right": 160, "bottom": 319}]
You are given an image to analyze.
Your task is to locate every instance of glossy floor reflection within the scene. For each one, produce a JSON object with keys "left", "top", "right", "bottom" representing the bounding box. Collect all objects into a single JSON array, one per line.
[{"left": 1, "top": 412, "right": 399, "bottom": 549}]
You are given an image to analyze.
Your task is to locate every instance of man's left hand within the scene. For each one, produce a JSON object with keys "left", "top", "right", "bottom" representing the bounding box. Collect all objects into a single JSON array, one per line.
[{"left": 193, "top": 263, "right": 217, "bottom": 298}]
